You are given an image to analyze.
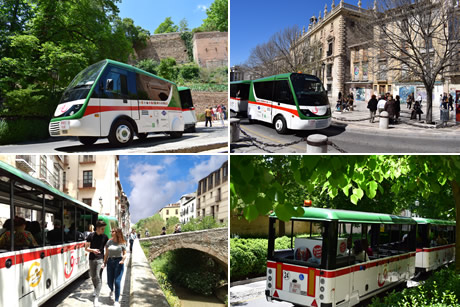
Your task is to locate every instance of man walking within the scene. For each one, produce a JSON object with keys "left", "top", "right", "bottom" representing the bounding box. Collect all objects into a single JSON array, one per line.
[
  {"left": 129, "top": 229, "right": 136, "bottom": 252},
  {"left": 205, "top": 107, "right": 212, "bottom": 127},
  {"left": 85, "top": 220, "right": 109, "bottom": 306}
]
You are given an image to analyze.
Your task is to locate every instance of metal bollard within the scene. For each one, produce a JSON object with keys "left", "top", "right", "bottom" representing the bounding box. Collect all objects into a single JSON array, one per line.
[
  {"left": 230, "top": 118, "right": 241, "bottom": 143},
  {"left": 306, "top": 134, "right": 328, "bottom": 153},
  {"left": 379, "top": 111, "right": 389, "bottom": 129}
]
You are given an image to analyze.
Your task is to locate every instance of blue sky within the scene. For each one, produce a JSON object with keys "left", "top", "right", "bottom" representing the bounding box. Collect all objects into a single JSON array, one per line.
[
  {"left": 117, "top": 0, "right": 213, "bottom": 33},
  {"left": 119, "top": 155, "right": 228, "bottom": 223},
  {"left": 230, "top": 0, "right": 373, "bottom": 66}
]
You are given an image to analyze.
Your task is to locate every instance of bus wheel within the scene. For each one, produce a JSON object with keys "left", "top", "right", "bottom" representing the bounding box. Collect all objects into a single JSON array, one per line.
[
  {"left": 137, "top": 133, "right": 148, "bottom": 140},
  {"left": 78, "top": 136, "right": 98, "bottom": 146},
  {"left": 274, "top": 116, "right": 288, "bottom": 134},
  {"left": 170, "top": 131, "right": 183, "bottom": 138},
  {"left": 108, "top": 119, "right": 134, "bottom": 146}
]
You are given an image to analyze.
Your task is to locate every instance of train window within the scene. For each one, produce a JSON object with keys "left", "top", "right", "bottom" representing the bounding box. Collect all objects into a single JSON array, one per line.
[
  {"left": 335, "top": 223, "right": 354, "bottom": 268},
  {"left": 430, "top": 225, "right": 450, "bottom": 246},
  {"left": 417, "top": 224, "right": 429, "bottom": 248},
  {"left": 46, "top": 200, "right": 64, "bottom": 245},
  {"left": 75, "top": 207, "right": 85, "bottom": 241},
  {"left": 64, "top": 203, "right": 76, "bottom": 242}
]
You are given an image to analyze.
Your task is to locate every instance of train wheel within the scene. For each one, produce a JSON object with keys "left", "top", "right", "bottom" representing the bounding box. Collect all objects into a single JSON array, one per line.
[
  {"left": 108, "top": 119, "right": 134, "bottom": 147},
  {"left": 274, "top": 116, "right": 288, "bottom": 134},
  {"left": 78, "top": 136, "right": 98, "bottom": 146}
]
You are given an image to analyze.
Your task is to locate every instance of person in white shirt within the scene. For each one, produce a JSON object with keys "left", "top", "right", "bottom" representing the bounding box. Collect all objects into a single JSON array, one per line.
[{"left": 377, "top": 95, "right": 387, "bottom": 114}]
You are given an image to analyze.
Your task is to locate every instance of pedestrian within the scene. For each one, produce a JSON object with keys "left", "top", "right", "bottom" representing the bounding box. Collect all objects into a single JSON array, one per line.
[
  {"left": 336, "top": 92, "right": 343, "bottom": 111},
  {"left": 448, "top": 94, "right": 454, "bottom": 111},
  {"left": 407, "top": 93, "right": 413, "bottom": 109},
  {"left": 413, "top": 100, "right": 423, "bottom": 121},
  {"left": 144, "top": 229, "right": 149, "bottom": 237},
  {"left": 204, "top": 107, "right": 212, "bottom": 127},
  {"left": 85, "top": 220, "right": 109, "bottom": 306},
  {"left": 384, "top": 95, "right": 396, "bottom": 124},
  {"left": 394, "top": 95, "right": 401, "bottom": 123},
  {"left": 217, "top": 105, "right": 225, "bottom": 126},
  {"left": 347, "top": 92, "right": 354, "bottom": 111},
  {"left": 129, "top": 229, "right": 136, "bottom": 253},
  {"left": 174, "top": 224, "right": 181, "bottom": 233},
  {"left": 367, "top": 95, "right": 378, "bottom": 123},
  {"left": 84, "top": 224, "right": 94, "bottom": 239},
  {"left": 222, "top": 104, "right": 227, "bottom": 119},
  {"left": 160, "top": 226, "right": 166, "bottom": 235},
  {"left": 212, "top": 106, "right": 217, "bottom": 121},
  {"left": 377, "top": 95, "right": 386, "bottom": 114},
  {"left": 104, "top": 228, "right": 127, "bottom": 307},
  {"left": 440, "top": 97, "right": 449, "bottom": 126},
  {"left": 416, "top": 93, "right": 422, "bottom": 105}
]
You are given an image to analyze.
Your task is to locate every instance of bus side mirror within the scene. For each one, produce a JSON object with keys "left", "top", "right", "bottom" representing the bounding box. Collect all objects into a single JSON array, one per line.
[{"left": 106, "top": 79, "right": 114, "bottom": 91}]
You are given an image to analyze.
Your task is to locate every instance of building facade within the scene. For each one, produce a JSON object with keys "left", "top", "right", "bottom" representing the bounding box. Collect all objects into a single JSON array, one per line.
[
  {"left": 159, "top": 203, "right": 180, "bottom": 222},
  {"left": 179, "top": 193, "right": 196, "bottom": 224},
  {"left": 196, "top": 161, "right": 228, "bottom": 223},
  {"left": 297, "top": 0, "right": 460, "bottom": 104}
]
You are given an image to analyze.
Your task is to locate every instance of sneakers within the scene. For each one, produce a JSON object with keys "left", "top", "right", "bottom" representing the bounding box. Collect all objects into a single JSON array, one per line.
[
  {"left": 93, "top": 297, "right": 99, "bottom": 306},
  {"left": 92, "top": 290, "right": 96, "bottom": 297},
  {"left": 114, "top": 302, "right": 120, "bottom": 307}
]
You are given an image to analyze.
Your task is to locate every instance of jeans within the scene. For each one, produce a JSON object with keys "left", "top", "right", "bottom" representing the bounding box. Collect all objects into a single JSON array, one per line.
[
  {"left": 89, "top": 259, "right": 103, "bottom": 297},
  {"left": 369, "top": 110, "right": 376, "bottom": 123},
  {"left": 107, "top": 257, "right": 124, "bottom": 302},
  {"left": 129, "top": 239, "right": 134, "bottom": 252}
]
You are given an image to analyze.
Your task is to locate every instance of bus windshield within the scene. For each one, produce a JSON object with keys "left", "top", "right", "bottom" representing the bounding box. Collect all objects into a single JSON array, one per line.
[
  {"left": 59, "top": 60, "right": 106, "bottom": 104},
  {"left": 290, "top": 74, "right": 328, "bottom": 106}
]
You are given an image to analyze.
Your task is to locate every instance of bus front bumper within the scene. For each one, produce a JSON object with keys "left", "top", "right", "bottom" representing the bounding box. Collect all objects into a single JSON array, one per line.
[
  {"left": 292, "top": 117, "right": 331, "bottom": 130},
  {"left": 49, "top": 119, "right": 98, "bottom": 137}
]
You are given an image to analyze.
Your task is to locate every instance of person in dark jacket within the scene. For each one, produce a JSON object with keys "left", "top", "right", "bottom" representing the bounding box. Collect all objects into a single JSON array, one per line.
[
  {"left": 394, "top": 95, "right": 401, "bottom": 123},
  {"left": 448, "top": 94, "right": 454, "bottom": 111},
  {"left": 367, "top": 95, "right": 378, "bottom": 123},
  {"left": 384, "top": 95, "right": 396, "bottom": 124}
]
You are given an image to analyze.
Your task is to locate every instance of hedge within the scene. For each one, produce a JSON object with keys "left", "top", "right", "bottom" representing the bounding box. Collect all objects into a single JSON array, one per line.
[{"left": 0, "top": 117, "right": 50, "bottom": 145}]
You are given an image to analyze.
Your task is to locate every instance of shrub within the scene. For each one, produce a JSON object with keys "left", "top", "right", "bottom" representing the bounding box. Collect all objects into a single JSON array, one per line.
[
  {"left": 0, "top": 117, "right": 50, "bottom": 145},
  {"left": 369, "top": 265, "right": 459, "bottom": 307},
  {"left": 157, "top": 57, "right": 178, "bottom": 81},
  {"left": 178, "top": 63, "right": 200, "bottom": 81},
  {"left": 136, "top": 59, "right": 159, "bottom": 75}
]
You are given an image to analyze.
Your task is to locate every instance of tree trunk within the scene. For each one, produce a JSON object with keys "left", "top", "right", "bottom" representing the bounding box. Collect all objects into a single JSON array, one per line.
[
  {"left": 425, "top": 86, "right": 433, "bottom": 124},
  {"left": 452, "top": 180, "right": 460, "bottom": 273}
]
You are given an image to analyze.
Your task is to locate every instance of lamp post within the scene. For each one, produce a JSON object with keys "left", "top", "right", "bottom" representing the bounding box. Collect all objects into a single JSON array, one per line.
[{"left": 99, "top": 197, "right": 103, "bottom": 215}]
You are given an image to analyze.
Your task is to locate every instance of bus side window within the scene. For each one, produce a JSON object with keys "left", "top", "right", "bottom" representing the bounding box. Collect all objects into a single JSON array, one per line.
[
  {"left": 254, "top": 81, "right": 274, "bottom": 101},
  {"left": 274, "top": 80, "right": 293, "bottom": 105},
  {"left": 104, "top": 67, "right": 128, "bottom": 98}
]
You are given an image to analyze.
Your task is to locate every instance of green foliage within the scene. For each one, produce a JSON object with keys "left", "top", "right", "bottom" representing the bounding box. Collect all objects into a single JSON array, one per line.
[
  {"left": 150, "top": 268, "right": 181, "bottom": 307},
  {"left": 154, "top": 17, "right": 179, "bottom": 34},
  {"left": 230, "top": 236, "right": 292, "bottom": 281},
  {"left": 134, "top": 214, "right": 165, "bottom": 237},
  {"left": 180, "top": 31, "right": 194, "bottom": 62},
  {"left": 152, "top": 249, "right": 226, "bottom": 296},
  {"left": 157, "top": 57, "right": 178, "bottom": 81},
  {"left": 166, "top": 216, "right": 180, "bottom": 230},
  {"left": 200, "top": 0, "right": 228, "bottom": 32},
  {"left": 181, "top": 216, "right": 226, "bottom": 232},
  {"left": 182, "top": 83, "right": 227, "bottom": 92},
  {"left": 117, "top": 17, "right": 151, "bottom": 50},
  {"left": 369, "top": 266, "right": 460, "bottom": 307},
  {"left": 231, "top": 156, "right": 460, "bottom": 222},
  {"left": 135, "top": 59, "right": 159, "bottom": 75},
  {"left": 199, "top": 66, "right": 228, "bottom": 84},
  {"left": 177, "top": 62, "right": 200, "bottom": 81},
  {"left": 0, "top": 117, "right": 50, "bottom": 144}
]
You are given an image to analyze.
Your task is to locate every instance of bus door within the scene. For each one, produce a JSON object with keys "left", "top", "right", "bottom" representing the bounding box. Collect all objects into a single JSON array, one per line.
[
  {"left": 127, "top": 71, "right": 139, "bottom": 121},
  {"left": 273, "top": 79, "right": 294, "bottom": 126},
  {"left": 253, "top": 81, "right": 274, "bottom": 122},
  {"left": 0, "top": 250, "right": 20, "bottom": 305}
]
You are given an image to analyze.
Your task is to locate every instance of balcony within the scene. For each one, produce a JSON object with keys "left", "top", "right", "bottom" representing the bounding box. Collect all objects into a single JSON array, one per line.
[
  {"left": 78, "top": 178, "right": 96, "bottom": 189},
  {"left": 79, "top": 155, "right": 96, "bottom": 164},
  {"left": 16, "top": 155, "right": 35, "bottom": 173}
]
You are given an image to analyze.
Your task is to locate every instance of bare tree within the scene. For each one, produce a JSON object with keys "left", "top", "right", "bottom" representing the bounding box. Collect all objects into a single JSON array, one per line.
[
  {"left": 366, "top": 0, "right": 460, "bottom": 123},
  {"left": 244, "top": 25, "right": 313, "bottom": 78}
]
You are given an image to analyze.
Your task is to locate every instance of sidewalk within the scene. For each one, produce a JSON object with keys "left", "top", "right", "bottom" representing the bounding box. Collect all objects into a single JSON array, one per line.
[
  {"left": 196, "top": 119, "right": 228, "bottom": 128},
  {"left": 331, "top": 101, "right": 460, "bottom": 138}
]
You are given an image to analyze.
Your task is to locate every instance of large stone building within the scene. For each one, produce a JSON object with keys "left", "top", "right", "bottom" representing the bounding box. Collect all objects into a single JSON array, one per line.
[
  {"left": 158, "top": 202, "right": 181, "bottom": 222},
  {"left": 196, "top": 161, "right": 228, "bottom": 224},
  {"left": 296, "top": 0, "right": 460, "bottom": 104}
]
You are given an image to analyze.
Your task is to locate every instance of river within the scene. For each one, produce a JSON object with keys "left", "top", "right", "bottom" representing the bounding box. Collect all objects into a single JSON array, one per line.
[{"left": 173, "top": 284, "right": 226, "bottom": 307}]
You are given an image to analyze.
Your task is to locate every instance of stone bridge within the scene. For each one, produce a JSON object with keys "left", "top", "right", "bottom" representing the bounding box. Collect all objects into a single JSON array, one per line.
[{"left": 139, "top": 227, "right": 228, "bottom": 272}]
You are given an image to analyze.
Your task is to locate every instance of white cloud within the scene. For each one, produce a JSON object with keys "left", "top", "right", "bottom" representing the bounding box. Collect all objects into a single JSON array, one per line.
[
  {"left": 188, "top": 155, "right": 228, "bottom": 183},
  {"left": 127, "top": 163, "right": 188, "bottom": 223},
  {"left": 163, "top": 156, "right": 177, "bottom": 165},
  {"left": 197, "top": 4, "right": 208, "bottom": 11}
]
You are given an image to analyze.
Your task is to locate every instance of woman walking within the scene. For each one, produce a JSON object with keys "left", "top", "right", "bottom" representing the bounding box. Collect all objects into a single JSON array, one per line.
[{"left": 104, "top": 228, "right": 127, "bottom": 307}]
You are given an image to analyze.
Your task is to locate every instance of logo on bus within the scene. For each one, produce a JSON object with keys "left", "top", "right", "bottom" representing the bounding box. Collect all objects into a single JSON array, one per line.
[
  {"left": 26, "top": 262, "right": 43, "bottom": 288},
  {"left": 313, "top": 245, "right": 322, "bottom": 258},
  {"left": 378, "top": 267, "right": 388, "bottom": 287},
  {"left": 64, "top": 250, "right": 75, "bottom": 279}
]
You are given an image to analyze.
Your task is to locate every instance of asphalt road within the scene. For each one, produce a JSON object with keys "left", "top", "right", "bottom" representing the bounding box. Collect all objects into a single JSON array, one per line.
[
  {"left": 0, "top": 123, "right": 228, "bottom": 153},
  {"left": 231, "top": 118, "right": 460, "bottom": 153}
]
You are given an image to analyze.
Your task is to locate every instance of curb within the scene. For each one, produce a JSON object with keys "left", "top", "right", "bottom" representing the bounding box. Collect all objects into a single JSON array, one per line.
[
  {"left": 230, "top": 276, "right": 266, "bottom": 287},
  {"left": 146, "top": 142, "right": 228, "bottom": 153}
]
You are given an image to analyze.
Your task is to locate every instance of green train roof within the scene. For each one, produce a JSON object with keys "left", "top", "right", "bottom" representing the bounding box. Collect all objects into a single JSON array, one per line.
[
  {"left": 105, "top": 59, "right": 176, "bottom": 85},
  {"left": 413, "top": 217, "right": 456, "bottom": 226},
  {"left": 178, "top": 86, "right": 190, "bottom": 91},
  {"left": 270, "top": 207, "right": 417, "bottom": 224},
  {"left": 0, "top": 161, "right": 96, "bottom": 212},
  {"left": 230, "top": 80, "right": 252, "bottom": 84},
  {"left": 253, "top": 73, "right": 320, "bottom": 82}
]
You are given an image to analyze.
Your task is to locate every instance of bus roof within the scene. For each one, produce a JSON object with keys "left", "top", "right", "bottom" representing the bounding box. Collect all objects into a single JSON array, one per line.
[
  {"left": 270, "top": 207, "right": 417, "bottom": 225},
  {"left": 230, "top": 80, "right": 252, "bottom": 84},
  {"left": 104, "top": 59, "right": 176, "bottom": 86},
  {"left": 413, "top": 217, "right": 456, "bottom": 226},
  {"left": 0, "top": 161, "right": 96, "bottom": 213},
  {"left": 253, "top": 73, "right": 320, "bottom": 82},
  {"left": 178, "top": 86, "right": 190, "bottom": 91}
]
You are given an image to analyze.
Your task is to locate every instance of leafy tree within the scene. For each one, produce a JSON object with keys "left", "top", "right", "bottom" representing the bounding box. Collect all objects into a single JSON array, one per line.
[
  {"left": 116, "top": 17, "right": 151, "bottom": 50},
  {"left": 230, "top": 155, "right": 460, "bottom": 272},
  {"left": 135, "top": 214, "right": 165, "bottom": 236},
  {"left": 200, "top": 0, "right": 228, "bottom": 32},
  {"left": 178, "top": 18, "right": 189, "bottom": 32},
  {"left": 136, "top": 59, "right": 159, "bottom": 75},
  {"left": 157, "top": 57, "right": 177, "bottom": 81},
  {"left": 154, "top": 17, "right": 179, "bottom": 34}
]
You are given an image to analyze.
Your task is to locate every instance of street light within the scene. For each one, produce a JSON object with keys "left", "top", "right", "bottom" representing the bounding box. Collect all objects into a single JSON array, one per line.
[{"left": 99, "top": 197, "right": 103, "bottom": 215}]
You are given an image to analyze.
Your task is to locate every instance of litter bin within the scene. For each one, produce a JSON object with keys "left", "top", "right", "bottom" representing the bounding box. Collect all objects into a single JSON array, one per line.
[{"left": 441, "top": 108, "right": 449, "bottom": 123}]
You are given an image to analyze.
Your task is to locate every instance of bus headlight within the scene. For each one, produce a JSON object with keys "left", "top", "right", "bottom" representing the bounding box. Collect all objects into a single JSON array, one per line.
[{"left": 60, "top": 104, "right": 83, "bottom": 117}]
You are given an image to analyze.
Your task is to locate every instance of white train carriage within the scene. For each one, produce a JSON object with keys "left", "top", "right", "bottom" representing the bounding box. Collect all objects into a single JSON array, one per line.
[
  {"left": 230, "top": 81, "right": 251, "bottom": 115},
  {"left": 0, "top": 161, "right": 99, "bottom": 306},
  {"left": 414, "top": 217, "right": 456, "bottom": 273},
  {"left": 266, "top": 207, "right": 417, "bottom": 307}
]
